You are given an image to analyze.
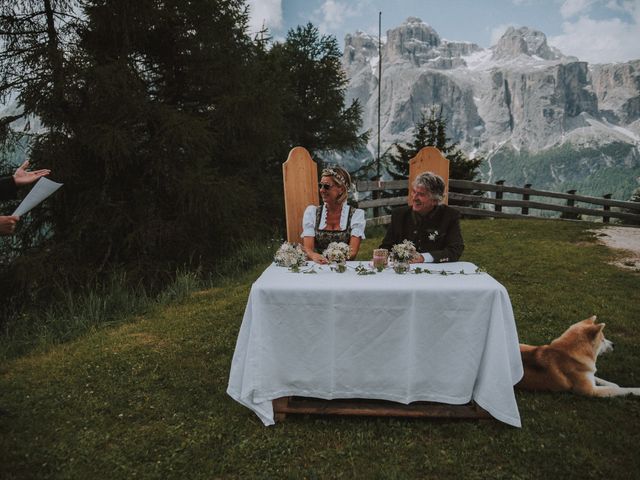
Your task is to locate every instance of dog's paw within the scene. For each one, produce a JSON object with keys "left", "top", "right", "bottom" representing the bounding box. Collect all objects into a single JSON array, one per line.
[{"left": 595, "top": 377, "right": 619, "bottom": 388}]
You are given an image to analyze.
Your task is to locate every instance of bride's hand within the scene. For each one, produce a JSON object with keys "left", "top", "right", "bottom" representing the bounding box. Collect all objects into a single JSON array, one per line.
[{"left": 309, "top": 252, "right": 328, "bottom": 264}]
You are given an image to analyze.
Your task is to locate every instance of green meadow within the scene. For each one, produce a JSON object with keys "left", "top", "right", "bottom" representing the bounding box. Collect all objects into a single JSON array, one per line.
[{"left": 1, "top": 219, "right": 639, "bottom": 479}]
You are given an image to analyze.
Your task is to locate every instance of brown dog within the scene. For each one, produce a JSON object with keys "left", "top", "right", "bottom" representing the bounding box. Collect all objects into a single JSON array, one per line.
[{"left": 518, "top": 316, "right": 640, "bottom": 397}]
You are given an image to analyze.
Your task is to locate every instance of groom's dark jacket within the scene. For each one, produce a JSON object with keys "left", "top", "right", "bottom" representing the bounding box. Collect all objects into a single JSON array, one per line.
[{"left": 379, "top": 204, "right": 464, "bottom": 263}]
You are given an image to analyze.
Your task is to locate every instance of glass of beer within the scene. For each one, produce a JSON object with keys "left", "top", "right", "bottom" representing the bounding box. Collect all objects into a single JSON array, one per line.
[{"left": 372, "top": 248, "right": 389, "bottom": 271}]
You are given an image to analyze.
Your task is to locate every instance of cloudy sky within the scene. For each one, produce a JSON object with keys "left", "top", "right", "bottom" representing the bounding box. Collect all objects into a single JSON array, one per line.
[{"left": 246, "top": 0, "right": 640, "bottom": 64}]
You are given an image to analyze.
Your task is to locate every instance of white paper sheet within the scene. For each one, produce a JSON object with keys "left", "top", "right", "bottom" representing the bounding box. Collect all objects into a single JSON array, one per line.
[{"left": 12, "top": 177, "right": 63, "bottom": 216}]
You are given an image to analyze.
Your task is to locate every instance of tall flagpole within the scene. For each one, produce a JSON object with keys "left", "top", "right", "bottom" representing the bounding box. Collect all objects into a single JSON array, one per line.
[
  {"left": 377, "top": 11, "right": 381, "bottom": 180},
  {"left": 372, "top": 11, "right": 382, "bottom": 218}
]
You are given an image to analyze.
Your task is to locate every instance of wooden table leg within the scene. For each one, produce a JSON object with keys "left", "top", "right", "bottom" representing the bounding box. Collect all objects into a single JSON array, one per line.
[{"left": 272, "top": 397, "right": 290, "bottom": 422}]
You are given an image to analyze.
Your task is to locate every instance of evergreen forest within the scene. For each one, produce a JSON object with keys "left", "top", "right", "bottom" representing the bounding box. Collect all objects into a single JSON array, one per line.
[{"left": 0, "top": 0, "right": 367, "bottom": 320}]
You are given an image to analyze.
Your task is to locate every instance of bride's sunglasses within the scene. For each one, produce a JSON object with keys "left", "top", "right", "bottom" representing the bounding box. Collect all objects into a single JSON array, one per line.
[{"left": 318, "top": 183, "right": 334, "bottom": 190}]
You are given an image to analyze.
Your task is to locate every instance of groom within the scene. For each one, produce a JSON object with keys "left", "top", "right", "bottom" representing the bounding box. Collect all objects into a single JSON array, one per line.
[{"left": 379, "top": 171, "right": 464, "bottom": 263}]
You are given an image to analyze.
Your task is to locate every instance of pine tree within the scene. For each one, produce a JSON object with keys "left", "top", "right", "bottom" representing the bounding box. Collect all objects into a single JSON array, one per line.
[
  {"left": 0, "top": 0, "right": 77, "bottom": 131},
  {"left": 389, "top": 114, "right": 431, "bottom": 180},
  {"left": 389, "top": 106, "right": 482, "bottom": 182},
  {"left": 270, "top": 23, "right": 368, "bottom": 157},
  {"left": 0, "top": 0, "right": 279, "bottom": 293},
  {"left": 385, "top": 106, "right": 483, "bottom": 211},
  {"left": 1, "top": 2, "right": 368, "bottom": 300}
]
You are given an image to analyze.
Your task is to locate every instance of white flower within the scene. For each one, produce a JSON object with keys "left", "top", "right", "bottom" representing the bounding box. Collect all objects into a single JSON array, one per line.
[
  {"left": 323, "top": 242, "right": 350, "bottom": 264},
  {"left": 391, "top": 240, "right": 417, "bottom": 262},
  {"left": 274, "top": 242, "right": 306, "bottom": 267},
  {"left": 428, "top": 230, "right": 439, "bottom": 241}
]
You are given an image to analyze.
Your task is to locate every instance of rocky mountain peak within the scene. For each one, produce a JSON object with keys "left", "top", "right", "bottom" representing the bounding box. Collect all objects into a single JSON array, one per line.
[
  {"left": 343, "top": 31, "right": 379, "bottom": 68},
  {"left": 342, "top": 20, "right": 640, "bottom": 200},
  {"left": 386, "top": 17, "right": 441, "bottom": 64},
  {"left": 492, "top": 26, "right": 561, "bottom": 60}
]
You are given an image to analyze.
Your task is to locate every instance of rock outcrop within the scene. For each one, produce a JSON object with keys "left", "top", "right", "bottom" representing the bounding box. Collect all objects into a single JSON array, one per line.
[{"left": 341, "top": 18, "right": 640, "bottom": 198}]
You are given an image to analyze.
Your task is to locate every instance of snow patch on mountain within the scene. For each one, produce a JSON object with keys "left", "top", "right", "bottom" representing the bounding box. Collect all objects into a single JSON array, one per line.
[{"left": 342, "top": 17, "right": 640, "bottom": 198}]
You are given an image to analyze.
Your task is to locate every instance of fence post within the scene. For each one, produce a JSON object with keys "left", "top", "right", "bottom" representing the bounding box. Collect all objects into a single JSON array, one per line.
[
  {"left": 521, "top": 183, "right": 532, "bottom": 215},
  {"left": 373, "top": 187, "right": 380, "bottom": 219},
  {"left": 602, "top": 193, "right": 612, "bottom": 223},
  {"left": 562, "top": 189, "right": 578, "bottom": 220},
  {"left": 495, "top": 180, "right": 505, "bottom": 213}
]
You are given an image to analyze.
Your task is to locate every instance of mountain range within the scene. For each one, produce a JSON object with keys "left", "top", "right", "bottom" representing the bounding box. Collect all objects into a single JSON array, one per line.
[{"left": 342, "top": 17, "right": 640, "bottom": 200}]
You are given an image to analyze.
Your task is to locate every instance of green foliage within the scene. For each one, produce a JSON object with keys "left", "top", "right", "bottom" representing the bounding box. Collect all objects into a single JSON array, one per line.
[
  {"left": 0, "top": 237, "right": 275, "bottom": 360},
  {"left": 269, "top": 22, "right": 368, "bottom": 159},
  {"left": 376, "top": 106, "right": 483, "bottom": 212},
  {"left": 1, "top": 0, "right": 268, "bottom": 293},
  {"left": 1, "top": 220, "right": 640, "bottom": 478},
  {"left": 483, "top": 142, "right": 640, "bottom": 200},
  {"left": 388, "top": 106, "right": 483, "bottom": 182},
  {"left": 0, "top": 4, "right": 365, "bottom": 315},
  {"left": 0, "top": 0, "right": 77, "bottom": 124}
]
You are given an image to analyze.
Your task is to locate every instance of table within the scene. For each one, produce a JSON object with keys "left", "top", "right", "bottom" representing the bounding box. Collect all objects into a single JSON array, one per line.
[{"left": 227, "top": 261, "right": 524, "bottom": 427}]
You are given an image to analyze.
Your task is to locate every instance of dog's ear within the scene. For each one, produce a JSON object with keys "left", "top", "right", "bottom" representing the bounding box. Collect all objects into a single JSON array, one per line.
[
  {"left": 584, "top": 315, "right": 597, "bottom": 324},
  {"left": 587, "top": 323, "right": 605, "bottom": 338}
]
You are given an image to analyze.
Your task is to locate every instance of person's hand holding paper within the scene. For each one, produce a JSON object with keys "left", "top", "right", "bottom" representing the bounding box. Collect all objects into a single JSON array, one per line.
[
  {"left": 0, "top": 160, "right": 58, "bottom": 236},
  {"left": 0, "top": 215, "right": 19, "bottom": 235},
  {"left": 12, "top": 177, "right": 63, "bottom": 217}
]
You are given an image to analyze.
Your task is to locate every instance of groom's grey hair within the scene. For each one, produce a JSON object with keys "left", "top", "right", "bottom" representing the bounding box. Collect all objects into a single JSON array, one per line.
[{"left": 412, "top": 172, "right": 445, "bottom": 204}]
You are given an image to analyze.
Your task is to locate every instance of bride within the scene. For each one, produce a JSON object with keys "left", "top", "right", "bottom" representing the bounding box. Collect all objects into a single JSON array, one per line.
[{"left": 301, "top": 166, "right": 366, "bottom": 264}]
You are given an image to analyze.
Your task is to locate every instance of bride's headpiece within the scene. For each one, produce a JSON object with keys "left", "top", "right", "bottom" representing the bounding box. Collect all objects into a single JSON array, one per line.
[{"left": 321, "top": 167, "right": 350, "bottom": 189}]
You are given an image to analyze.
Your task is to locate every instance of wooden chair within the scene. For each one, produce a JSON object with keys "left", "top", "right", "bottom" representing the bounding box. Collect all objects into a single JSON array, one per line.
[
  {"left": 282, "top": 146, "right": 319, "bottom": 243},
  {"left": 274, "top": 146, "right": 487, "bottom": 422},
  {"left": 409, "top": 146, "right": 450, "bottom": 205}
]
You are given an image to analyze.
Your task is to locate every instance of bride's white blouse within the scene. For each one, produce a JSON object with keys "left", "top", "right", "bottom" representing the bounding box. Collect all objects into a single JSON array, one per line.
[{"left": 301, "top": 203, "right": 366, "bottom": 239}]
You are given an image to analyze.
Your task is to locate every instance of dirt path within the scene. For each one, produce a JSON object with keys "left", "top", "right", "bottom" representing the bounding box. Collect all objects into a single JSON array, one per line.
[{"left": 592, "top": 226, "right": 640, "bottom": 271}]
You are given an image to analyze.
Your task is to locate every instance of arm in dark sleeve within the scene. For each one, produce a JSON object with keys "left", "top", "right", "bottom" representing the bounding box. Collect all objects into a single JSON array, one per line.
[
  {"left": 379, "top": 222, "right": 395, "bottom": 250},
  {"left": 379, "top": 208, "right": 401, "bottom": 250},
  {"left": 429, "top": 210, "right": 464, "bottom": 263},
  {"left": 0, "top": 176, "right": 17, "bottom": 201}
]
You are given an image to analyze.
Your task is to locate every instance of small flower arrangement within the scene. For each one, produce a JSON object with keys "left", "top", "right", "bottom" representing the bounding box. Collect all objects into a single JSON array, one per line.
[
  {"left": 390, "top": 240, "right": 417, "bottom": 274},
  {"left": 274, "top": 242, "right": 306, "bottom": 268},
  {"left": 323, "top": 242, "right": 350, "bottom": 272},
  {"left": 390, "top": 240, "right": 417, "bottom": 263}
]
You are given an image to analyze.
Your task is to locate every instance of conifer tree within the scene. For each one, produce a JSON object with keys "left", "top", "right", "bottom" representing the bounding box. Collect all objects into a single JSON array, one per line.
[
  {"left": 0, "top": 0, "right": 77, "bottom": 132},
  {"left": 389, "top": 106, "right": 482, "bottom": 182},
  {"left": 385, "top": 106, "right": 483, "bottom": 211},
  {"left": 0, "top": 1, "right": 367, "bottom": 299},
  {"left": 388, "top": 115, "right": 432, "bottom": 180},
  {"left": 1, "top": 0, "right": 277, "bottom": 291},
  {"left": 270, "top": 23, "right": 368, "bottom": 157}
]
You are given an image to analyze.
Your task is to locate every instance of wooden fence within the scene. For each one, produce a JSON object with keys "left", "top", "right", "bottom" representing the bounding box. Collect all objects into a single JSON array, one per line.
[{"left": 355, "top": 178, "right": 640, "bottom": 226}]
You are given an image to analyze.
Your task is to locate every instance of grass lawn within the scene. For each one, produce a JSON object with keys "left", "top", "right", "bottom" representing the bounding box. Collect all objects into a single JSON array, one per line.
[{"left": 1, "top": 219, "right": 639, "bottom": 479}]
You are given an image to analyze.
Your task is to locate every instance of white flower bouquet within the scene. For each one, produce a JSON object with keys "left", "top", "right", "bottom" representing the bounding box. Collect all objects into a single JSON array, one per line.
[
  {"left": 323, "top": 242, "right": 350, "bottom": 272},
  {"left": 390, "top": 240, "right": 417, "bottom": 273},
  {"left": 274, "top": 242, "right": 306, "bottom": 268},
  {"left": 390, "top": 240, "right": 417, "bottom": 263}
]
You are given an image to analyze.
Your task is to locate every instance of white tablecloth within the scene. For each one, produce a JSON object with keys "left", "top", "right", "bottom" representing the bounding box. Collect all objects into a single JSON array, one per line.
[{"left": 227, "top": 261, "right": 523, "bottom": 427}]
